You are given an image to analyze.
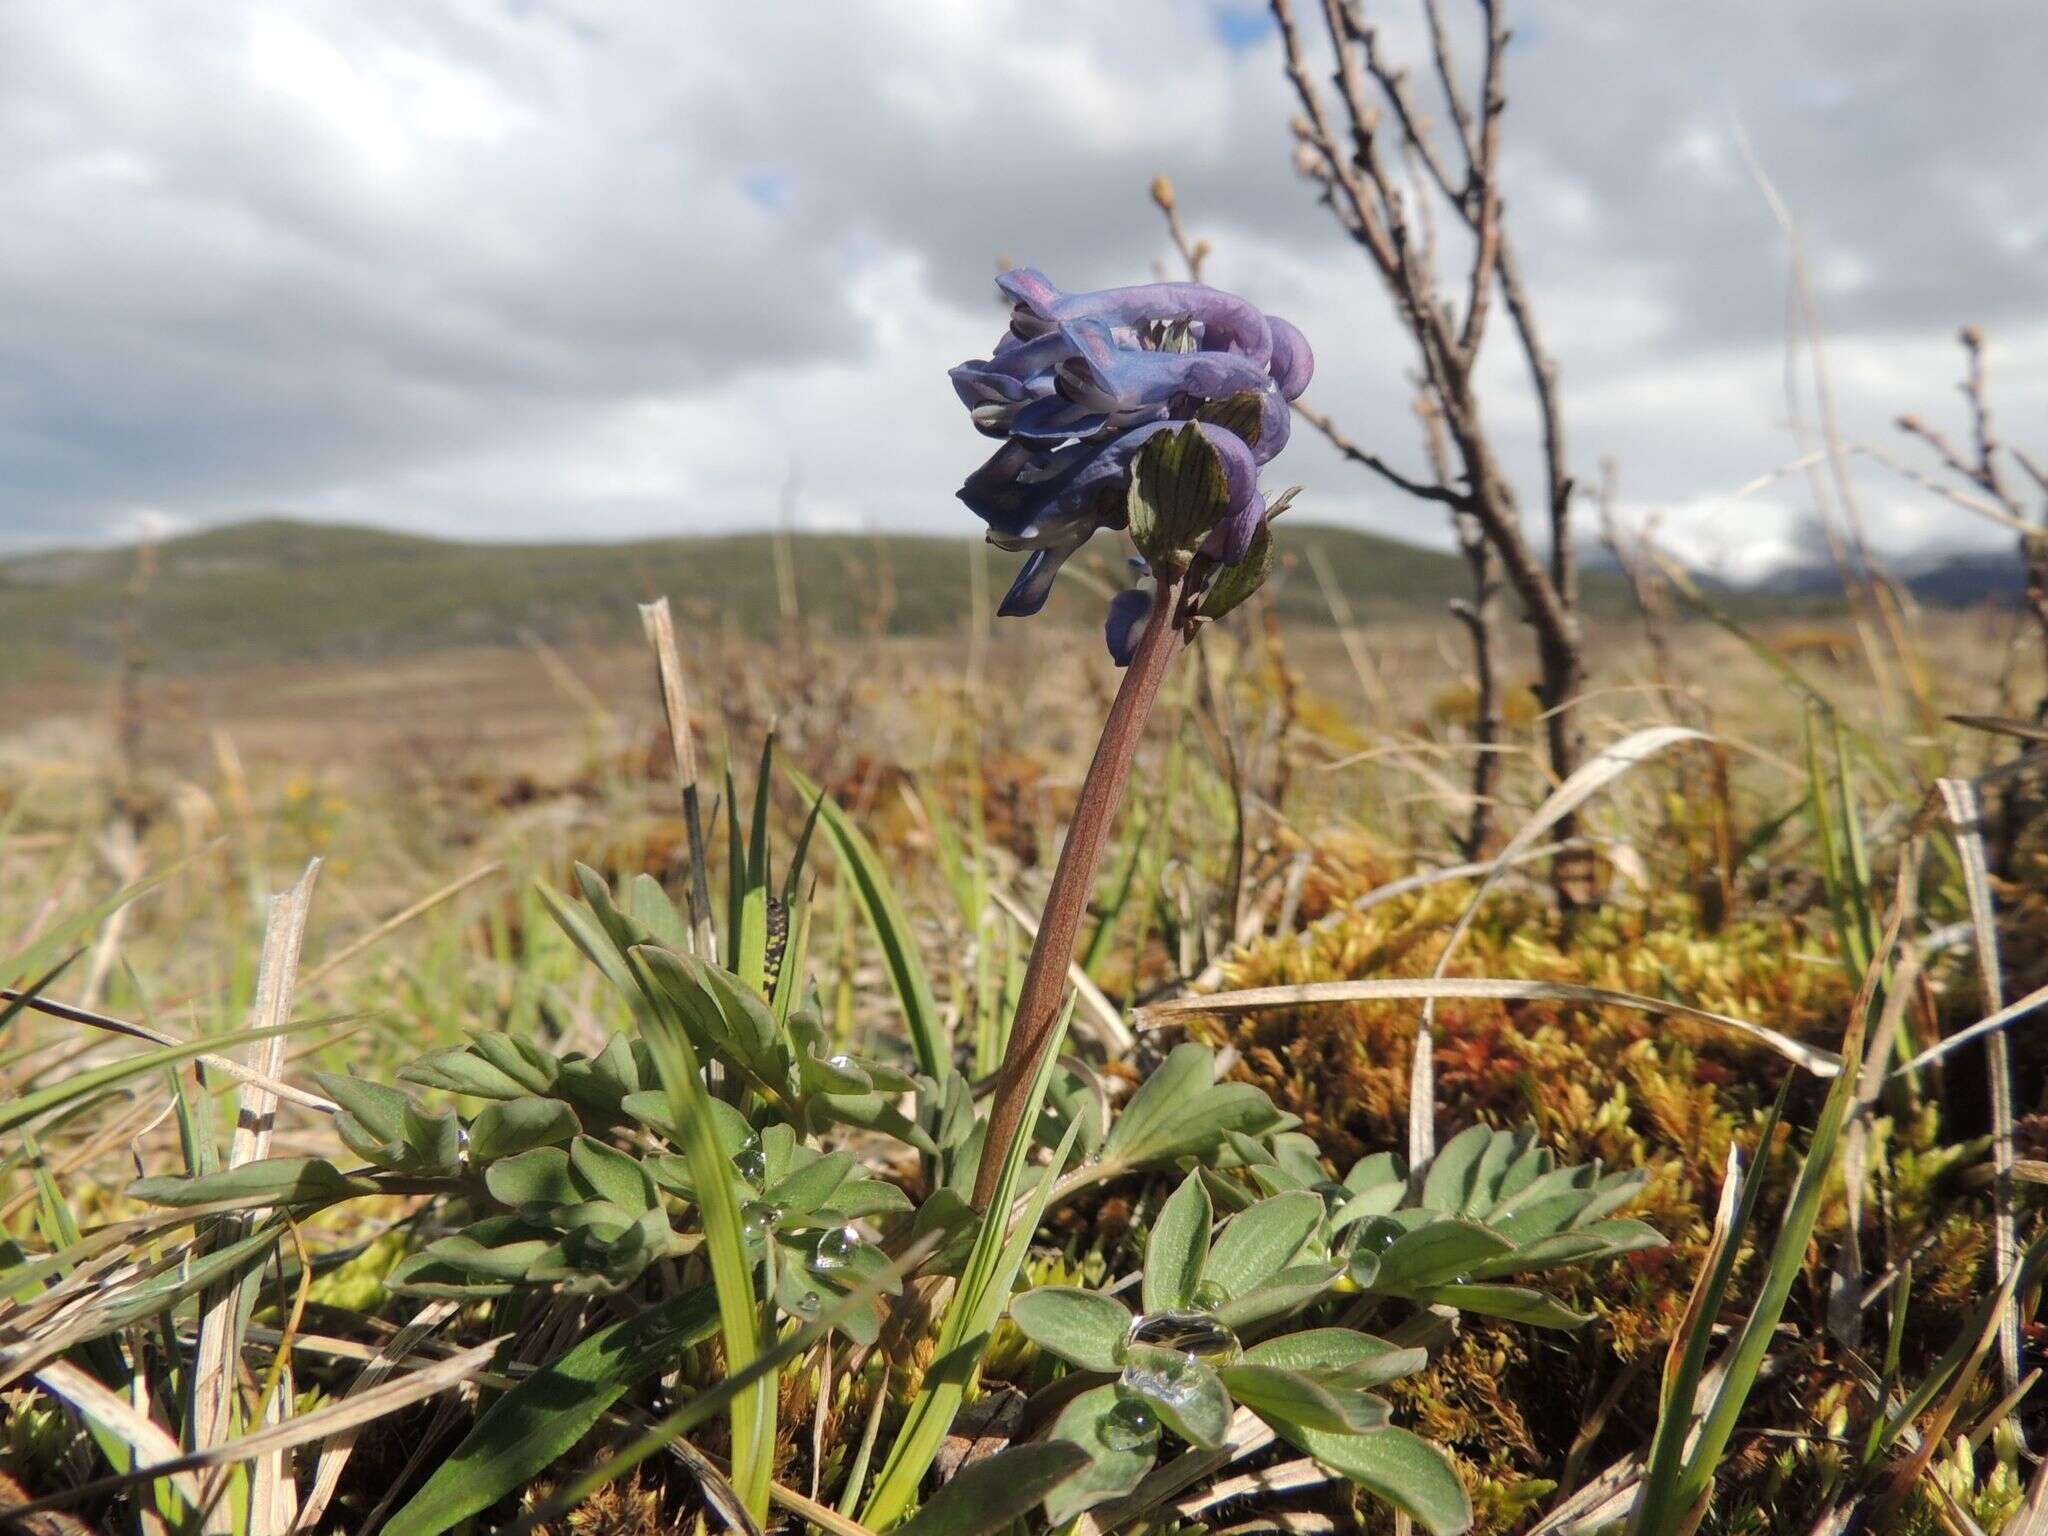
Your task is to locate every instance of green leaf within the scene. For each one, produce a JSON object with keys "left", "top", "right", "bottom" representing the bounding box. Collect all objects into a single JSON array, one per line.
[
  {"left": 568, "top": 1135, "right": 656, "bottom": 1214},
  {"left": 308, "top": 1071, "right": 412, "bottom": 1144},
  {"left": 1203, "top": 1191, "right": 1322, "bottom": 1302},
  {"left": 1144, "top": 1172, "right": 1212, "bottom": 1314},
  {"left": 1118, "top": 1344, "right": 1231, "bottom": 1450},
  {"left": 1220, "top": 1363, "right": 1389, "bottom": 1434},
  {"left": 785, "top": 767, "right": 948, "bottom": 1080},
  {"left": 468, "top": 1033, "right": 558, "bottom": 1095},
  {"left": 467, "top": 1098, "right": 579, "bottom": 1163},
  {"left": 1404, "top": 1282, "right": 1588, "bottom": 1330},
  {"left": 1009, "top": 1287, "right": 1131, "bottom": 1374},
  {"left": 1420, "top": 1124, "right": 1494, "bottom": 1213},
  {"left": 1044, "top": 1385, "right": 1158, "bottom": 1525},
  {"left": 400, "top": 1047, "right": 531, "bottom": 1101},
  {"left": 638, "top": 965, "right": 775, "bottom": 1521},
  {"left": 1197, "top": 517, "right": 1274, "bottom": 621},
  {"left": 890, "top": 1442, "right": 1089, "bottom": 1536},
  {"left": 1242, "top": 1328, "right": 1429, "bottom": 1388},
  {"left": 382, "top": 1286, "right": 718, "bottom": 1536},
  {"left": 764, "top": 1149, "right": 853, "bottom": 1222},
  {"left": 485, "top": 1146, "right": 579, "bottom": 1208},
  {"left": 128, "top": 1157, "right": 375, "bottom": 1208},
  {"left": 1265, "top": 1423, "right": 1471, "bottom": 1536},
  {"left": 776, "top": 1235, "right": 895, "bottom": 1347},
  {"left": 1213, "top": 1264, "right": 1341, "bottom": 1330},
  {"left": 1374, "top": 1218, "right": 1514, "bottom": 1290},
  {"left": 1463, "top": 1126, "right": 1534, "bottom": 1216},
  {"left": 1100, "top": 1043, "right": 1292, "bottom": 1169}
]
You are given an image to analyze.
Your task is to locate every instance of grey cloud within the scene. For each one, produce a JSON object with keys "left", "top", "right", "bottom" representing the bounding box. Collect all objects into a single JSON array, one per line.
[{"left": 0, "top": 0, "right": 2040, "bottom": 567}]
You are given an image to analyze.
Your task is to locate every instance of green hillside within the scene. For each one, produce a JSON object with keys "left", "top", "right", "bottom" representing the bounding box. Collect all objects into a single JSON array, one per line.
[{"left": 0, "top": 516, "right": 1624, "bottom": 670}]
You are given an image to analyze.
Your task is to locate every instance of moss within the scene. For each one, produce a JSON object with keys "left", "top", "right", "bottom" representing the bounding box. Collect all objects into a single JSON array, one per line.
[{"left": 1178, "top": 830, "right": 2016, "bottom": 1531}]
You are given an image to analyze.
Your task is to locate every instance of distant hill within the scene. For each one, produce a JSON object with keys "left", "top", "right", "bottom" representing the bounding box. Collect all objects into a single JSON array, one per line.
[
  {"left": 0, "top": 516, "right": 1522, "bottom": 670},
  {"left": 1748, "top": 547, "right": 2035, "bottom": 607}
]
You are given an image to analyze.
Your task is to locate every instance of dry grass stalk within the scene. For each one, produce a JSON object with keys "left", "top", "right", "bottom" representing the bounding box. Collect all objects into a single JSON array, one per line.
[{"left": 192, "top": 858, "right": 320, "bottom": 1535}]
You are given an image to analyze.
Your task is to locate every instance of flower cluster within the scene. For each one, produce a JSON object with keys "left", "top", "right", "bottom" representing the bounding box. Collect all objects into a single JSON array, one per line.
[{"left": 950, "top": 269, "right": 1311, "bottom": 660}]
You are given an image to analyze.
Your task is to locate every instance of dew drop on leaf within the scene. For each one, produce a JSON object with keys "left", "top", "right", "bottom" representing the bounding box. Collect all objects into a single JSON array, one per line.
[
  {"left": 736, "top": 1138, "right": 768, "bottom": 1185},
  {"left": 1099, "top": 1396, "right": 1159, "bottom": 1452},
  {"left": 810, "top": 1224, "right": 861, "bottom": 1273},
  {"left": 1126, "top": 1309, "right": 1241, "bottom": 1365},
  {"left": 740, "top": 1200, "right": 782, "bottom": 1240}
]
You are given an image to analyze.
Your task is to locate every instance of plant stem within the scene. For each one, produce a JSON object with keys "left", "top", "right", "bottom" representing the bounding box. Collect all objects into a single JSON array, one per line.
[{"left": 972, "top": 574, "right": 1187, "bottom": 1207}]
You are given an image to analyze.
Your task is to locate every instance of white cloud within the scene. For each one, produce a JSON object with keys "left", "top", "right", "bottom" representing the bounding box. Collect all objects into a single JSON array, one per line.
[{"left": 0, "top": 0, "right": 2042, "bottom": 587}]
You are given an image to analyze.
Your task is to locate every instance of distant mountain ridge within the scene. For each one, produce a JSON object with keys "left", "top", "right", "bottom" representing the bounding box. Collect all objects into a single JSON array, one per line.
[
  {"left": 2, "top": 518, "right": 2023, "bottom": 673},
  {"left": 0, "top": 516, "right": 1487, "bottom": 669}
]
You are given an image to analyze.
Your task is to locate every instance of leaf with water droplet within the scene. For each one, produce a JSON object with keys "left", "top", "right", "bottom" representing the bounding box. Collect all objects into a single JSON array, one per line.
[
  {"left": 1009, "top": 1286, "right": 1132, "bottom": 1374},
  {"left": 1124, "top": 1310, "right": 1241, "bottom": 1367},
  {"left": 1117, "top": 1343, "right": 1231, "bottom": 1450},
  {"left": 1043, "top": 1385, "right": 1157, "bottom": 1525},
  {"left": 808, "top": 1224, "right": 861, "bottom": 1274}
]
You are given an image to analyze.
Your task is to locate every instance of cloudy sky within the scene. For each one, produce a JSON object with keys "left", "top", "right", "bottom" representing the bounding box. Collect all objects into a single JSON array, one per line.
[{"left": 3, "top": 1, "right": 2042, "bottom": 577}]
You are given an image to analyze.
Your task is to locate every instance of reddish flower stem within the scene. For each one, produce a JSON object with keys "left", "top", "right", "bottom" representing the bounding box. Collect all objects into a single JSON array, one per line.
[{"left": 971, "top": 574, "right": 1188, "bottom": 1208}]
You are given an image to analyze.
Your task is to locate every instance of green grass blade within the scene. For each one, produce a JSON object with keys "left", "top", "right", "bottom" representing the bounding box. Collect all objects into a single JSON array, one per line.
[
  {"left": 382, "top": 1286, "right": 719, "bottom": 1536},
  {"left": 1674, "top": 983, "right": 1874, "bottom": 1512},
  {"left": 503, "top": 1231, "right": 940, "bottom": 1536},
  {"left": 635, "top": 953, "right": 774, "bottom": 1522},
  {"left": 0, "top": 1016, "right": 319, "bottom": 1137},
  {"left": 786, "top": 767, "right": 947, "bottom": 1079},
  {"left": 861, "top": 1011, "right": 1079, "bottom": 1529}
]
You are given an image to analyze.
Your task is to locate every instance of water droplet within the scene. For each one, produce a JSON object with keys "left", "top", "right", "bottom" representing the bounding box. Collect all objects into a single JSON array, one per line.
[
  {"left": 1098, "top": 1397, "right": 1158, "bottom": 1452},
  {"left": 810, "top": 1225, "right": 860, "bottom": 1273},
  {"left": 735, "top": 1138, "right": 767, "bottom": 1185},
  {"left": 1355, "top": 1223, "right": 1399, "bottom": 1257},
  {"left": 1191, "top": 1280, "right": 1229, "bottom": 1310},
  {"left": 1120, "top": 1345, "right": 1203, "bottom": 1413},
  {"left": 825, "top": 1054, "right": 858, "bottom": 1075},
  {"left": 793, "top": 1291, "right": 821, "bottom": 1317},
  {"left": 1125, "top": 1310, "right": 1241, "bottom": 1366},
  {"left": 740, "top": 1200, "right": 782, "bottom": 1240}
]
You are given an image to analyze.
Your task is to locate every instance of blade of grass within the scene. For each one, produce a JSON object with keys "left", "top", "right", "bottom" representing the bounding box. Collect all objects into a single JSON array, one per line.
[
  {"left": 503, "top": 1234, "right": 941, "bottom": 1536},
  {"left": 1937, "top": 776, "right": 2020, "bottom": 1393},
  {"left": 383, "top": 1288, "right": 718, "bottom": 1536},
  {"left": 861, "top": 1026, "right": 1081, "bottom": 1529},
  {"left": 786, "top": 767, "right": 948, "bottom": 1080},
  {"left": 635, "top": 949, "right": 774, "bottom": 1523},
  {"left": 1669, "top": 897, "right": 1904, "bottom": 1516}
]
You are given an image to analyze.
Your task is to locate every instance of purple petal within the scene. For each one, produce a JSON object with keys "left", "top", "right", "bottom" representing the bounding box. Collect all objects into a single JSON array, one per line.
[
  {"left": 1105, "top": 586, "right": 1153, "bottom": 666},
  {"left": 1201, "top": 490, "right": 1266, "bottom": 568},
  {"left": 995, "top": 272, "right": 1273, "bottom": 364},
  {"left": 949, "top": 333, "right": 1070, "bottom": 433},
  {"left": 995, "top": 268, "right": 1065, "bottom": 327},
  {"left": 1265, "top": 315, "right": 1314, "bottom": 400},
  {"left": 1251, "top": 379, "right": 1291, "bottom": 464},
  {"left": 958, "top": 436, "right": 1125, "bottom": 545},
  {"left": 999, "top": 545, "right": 1073, "bottom": 616}
]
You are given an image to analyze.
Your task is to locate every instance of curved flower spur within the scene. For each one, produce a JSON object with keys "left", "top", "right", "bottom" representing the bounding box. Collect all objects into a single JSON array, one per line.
[{"left": 949, "top": 267, "right": 1311, "bottom": 660}]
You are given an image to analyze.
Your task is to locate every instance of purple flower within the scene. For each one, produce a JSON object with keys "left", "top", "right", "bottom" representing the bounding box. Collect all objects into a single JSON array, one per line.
[{"left": 951, "top": 269, "right": 1312, "bottom": 654}]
